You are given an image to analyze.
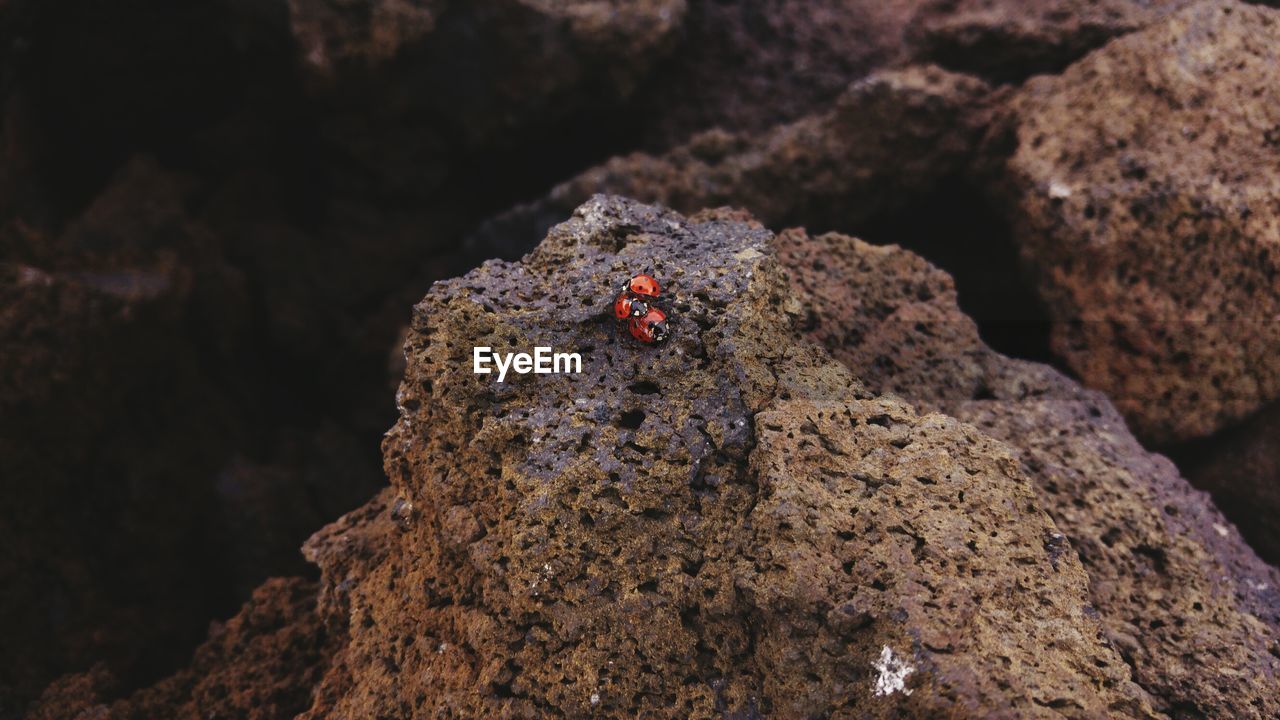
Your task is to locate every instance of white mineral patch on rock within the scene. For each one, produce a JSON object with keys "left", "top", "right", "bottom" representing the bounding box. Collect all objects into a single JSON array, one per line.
[{"left": 872, "top": 645, "right": 915, "bottom": 697}]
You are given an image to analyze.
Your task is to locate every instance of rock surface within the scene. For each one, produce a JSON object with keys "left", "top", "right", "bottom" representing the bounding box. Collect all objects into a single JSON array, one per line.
[
  {"left": 777, "top": 227, "right": 1280, "bottom": 718},
  {"left": 34, "top": 197, "right": 1181, "bottom": 718},
  {"left": 1001, "top": 0, "right": 1280, "bottom": 445}
]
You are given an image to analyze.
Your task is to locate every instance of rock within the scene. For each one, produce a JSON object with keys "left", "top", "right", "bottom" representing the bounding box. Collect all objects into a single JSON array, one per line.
[
  {"left": 0, "top": 158, "right": 383, "bottom": 711},
  {"left": 74, "top": 197, "right": 1171, "bottom": 718},
  {"left": 466, "top": 65, "right": 995, "bottom": 263},
  {"left": 305, "top": 196, "right": 1159, "bottom": 717},
  {"left": 1177, "top": 401, "right": 1280, "bottom": 564},
  {"left": 1000, "top": 0, "right": 1280, "bottom": 444},
  {"left": 285, "top": 0, "right": 686, "bottom": 197},
  {"left": 777, "top": 227, "right": 1280, "bottom": 717},
  {"left": 27, "top": 578, "right": 337, "bottom": 720},
  {"left": 0, "top": 159, "right": 248, "bottom": 709},
  {"left": 906, "top": 0, "right": 1196, "bottom": 82},
  {"left": 629, "top": 0, "right": 925, "bottom": 147}
]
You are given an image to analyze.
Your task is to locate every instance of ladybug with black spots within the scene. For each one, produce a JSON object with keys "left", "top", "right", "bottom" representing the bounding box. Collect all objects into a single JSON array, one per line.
[
  {"left": 613, "top": 292, "right": 649, "bottom": 320},
  {"left": 629, "top": 306, "right": 669, "bottom": 344},
  {"left": 626, "top": 273, "right": 661, "bottom": 299},
  {"left": 612, "top": 272, "right": 670, "bottom": 344}
]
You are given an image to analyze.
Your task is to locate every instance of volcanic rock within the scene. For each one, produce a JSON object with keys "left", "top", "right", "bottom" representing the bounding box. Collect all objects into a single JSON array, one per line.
[
  {"left": 1000, "top": 0, "right": 1280, "bottom": 445},
  {"left": 50, "top": 196, "right": 1176, "bottom": 718},
  {"left": 778, "top": 227, "right": 1280, "bottom": 718},
  {"left": 308, "top": 196, "right": 1163, "bottom": 717},
  {"left": 0, "top": 157, "right": 383, "bottom": 712}
]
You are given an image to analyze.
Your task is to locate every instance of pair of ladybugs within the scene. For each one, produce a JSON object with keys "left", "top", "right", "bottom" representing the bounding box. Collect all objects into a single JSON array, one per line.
[{"left": 613, "top": 273, "right": 670, "bottom": 343}]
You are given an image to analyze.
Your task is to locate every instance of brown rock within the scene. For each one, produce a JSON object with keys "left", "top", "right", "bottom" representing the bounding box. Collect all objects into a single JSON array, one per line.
[
  {"left": 301, "top": 197, "right": 1148, "bottom": 716},
  {"left": 1000, "top": 0, "right": 1280, "bottom": 444},
  {"left": 777, "top": 227, "right": 1280, "bottom": 718},
  {"left": 0, "top": 159, "right": 248, "bottom": 708},
  {"left": 0, "top": 158, "right": 383, "bottom": 710}
]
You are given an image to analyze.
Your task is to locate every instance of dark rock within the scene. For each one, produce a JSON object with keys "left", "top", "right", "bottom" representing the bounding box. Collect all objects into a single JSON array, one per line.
[
  {"left": 629, "top": 0, "right": 926, "bottom": 147},
  {"left": 906, "top": 0, "right": 1196, "bottom": 83},
  {"left": 778, "top": 227, "right": 1280, "bottom": 718},
  {"left": 1000, "top": 0, "right": 1280, "bottom": 445},
  {"left": 285, "top": 0, "right": 686, "bottom": 197},
  {"left": 467, "top": 65, "right": 996, "bottom": 262},
  {"left": 27, "top": 578, "right": 338, "bottom": 720},
  {"left": 0, "top": 158, "right": 383, "bottom": 711},
  {"left": 1177, "top": 401, "right": 1280, "bottom": 565}
]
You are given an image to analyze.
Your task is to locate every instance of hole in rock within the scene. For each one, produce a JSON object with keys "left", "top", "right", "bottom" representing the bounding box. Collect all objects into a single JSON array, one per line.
[{"left": 852, "top": 176, "right": 1059, "bottom": 368}]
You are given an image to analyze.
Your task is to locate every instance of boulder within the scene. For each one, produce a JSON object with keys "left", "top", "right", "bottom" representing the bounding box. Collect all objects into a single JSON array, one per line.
[
  {"left": 39, "top": 197, "right": 1174, "bottom": 718},
  {"left": 1000, "top": 0, "right": 1280, "bottom": 444},
  {"left": 778, "top": 227, "right": 1280, "bottom": 718},
  {"left": 466, "top": 65, "right": 996, "bottom": 263}
]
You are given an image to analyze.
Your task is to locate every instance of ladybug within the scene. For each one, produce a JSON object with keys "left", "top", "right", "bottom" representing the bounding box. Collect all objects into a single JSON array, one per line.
[
  {"left": 613, "top": 291, "right": 650, "bottom": 320},
  {"left": 626, "top": 273, "right": 661, "bottom": 299},
  {"left": 629, "top": 306, "right": 670, "bottom": 344}
]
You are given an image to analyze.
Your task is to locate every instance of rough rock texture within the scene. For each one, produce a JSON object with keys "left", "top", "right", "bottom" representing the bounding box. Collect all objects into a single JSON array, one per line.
[
  {"left": 27, "top": 578, "right": 337, "bottom": 720},
  {"left": 777, "top": 228, "right": 1280, "bottom": 718},
  {"left": 309, "top": 196, "right": 1162, "bottom": 717},
  {"left": 906, "top": 0, "right": 1196, "bottom": 82},
  {"left": 1177, "top": 402, "right": 1280, "bottom": 565},
  {"left": 467, "top": 65, "right": 995, "bottom": 263},
  {"left": 54, "top": 197, "right": 1169, "bottom": 719},
  {"left": 1001, "top": 0, "right": 1280, "bottom": 445}
]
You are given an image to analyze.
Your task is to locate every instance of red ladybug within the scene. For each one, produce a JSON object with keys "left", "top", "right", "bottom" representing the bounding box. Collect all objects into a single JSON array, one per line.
[
  {"left": 627, "top": 273, "right": 661, "bottom": 298},
  {"left": 613, "top": 291, "right": 650, "bottom": 320},
  {"left": 629, "top": 306, "right": 669, "bottom": 343}
]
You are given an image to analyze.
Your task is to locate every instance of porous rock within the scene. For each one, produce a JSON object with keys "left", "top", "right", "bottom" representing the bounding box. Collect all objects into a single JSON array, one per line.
[
  {"left": 46, "top": 197, "right": 1174, "bottom": 718},
  {"left": 1000, "top": 0, "right": 1280, "bottom": 444},
  {"left": 778, "top": 227, "right": 1280, "bottom": 718},
  {"left": 299, "top": 197, "right": 1150, "bottom": 717}
]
